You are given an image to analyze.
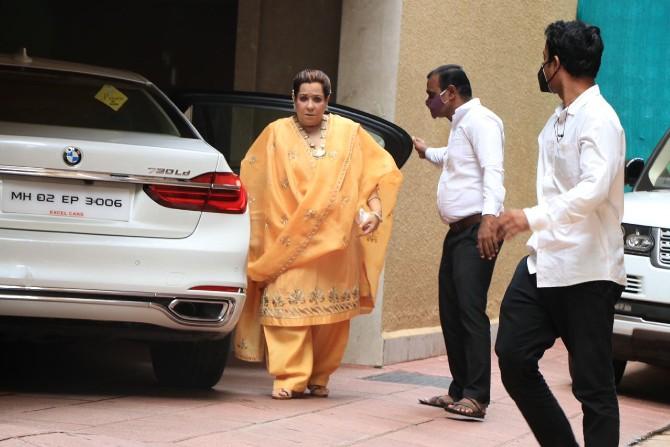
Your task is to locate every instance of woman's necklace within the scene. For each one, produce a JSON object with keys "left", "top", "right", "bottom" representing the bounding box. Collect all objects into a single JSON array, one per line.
[{"left": 294, "top": 115, "right": 328, "bottom": 159}]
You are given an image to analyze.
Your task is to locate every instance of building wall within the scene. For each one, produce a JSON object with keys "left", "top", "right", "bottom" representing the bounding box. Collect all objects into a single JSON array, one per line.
[
  {"left": 337, "top": 0, "right": 403, "bottom": 365},
  {"left": 233, "top": 0, "right": 580, "bottom": 357},
  {"left": 234, "top": 0, "right": 342, "bottom": 95},
  {"left": 382, "top": 0, "right": 578, "bottom": 332}
]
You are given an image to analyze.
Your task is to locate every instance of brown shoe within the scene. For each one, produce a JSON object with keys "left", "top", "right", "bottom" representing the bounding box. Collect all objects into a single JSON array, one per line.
[
  {"left": 445, "top": 397, "right": 487, "bottom": 421},
  {"left": 307, "top": 384, "right": 329, "bottom": 398},
  {"left": 418, "top": 394, "right": 456, "bottom": 408},
  {"left": 271, "top": 388, "right": 304, "bottom": 400}
]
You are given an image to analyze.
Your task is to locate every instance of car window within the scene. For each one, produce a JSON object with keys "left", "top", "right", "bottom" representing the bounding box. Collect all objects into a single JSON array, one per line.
[
  {"left": 190, "top": 103, "right": 389, "bottom": 173},
  {"left": 0, "top": 68, "right": 193, "bottom": 138},
  {"left": 178, "top": 93, "right": 411, "bottom": 173},
  {"left": 647, "top": 134, "right": 670, "bottom": 189},
  {"left": 636, "top": 128, "right": 670, "bottom": 191}
]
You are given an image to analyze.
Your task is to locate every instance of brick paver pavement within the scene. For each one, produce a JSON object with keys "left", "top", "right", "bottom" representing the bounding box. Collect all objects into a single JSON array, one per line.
[{"left": 0, "top": 340, "right": 668, "bottom": 446}]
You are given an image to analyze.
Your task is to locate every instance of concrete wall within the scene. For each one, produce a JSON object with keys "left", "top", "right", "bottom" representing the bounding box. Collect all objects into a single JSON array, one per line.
[
  {"left": 234, "top": 0, "right": 342, "bottom": 94},
  {"left": 337, "top": 0, "right": 403, "bottom": 121},
  {"left": 381, "top": 0, "right": 578, "bottom": 332},
  {"left": 337, "top": 0, "right": 403, "bottom": 364}
]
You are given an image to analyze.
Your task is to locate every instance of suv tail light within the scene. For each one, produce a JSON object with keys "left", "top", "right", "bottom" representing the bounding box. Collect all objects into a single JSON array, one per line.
[{"left": 144, "top": 172, "right": 247, "bottom": 214}]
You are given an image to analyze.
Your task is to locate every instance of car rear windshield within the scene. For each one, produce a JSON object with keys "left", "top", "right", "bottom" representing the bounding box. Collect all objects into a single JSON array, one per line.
[{"left": 0, "top": 68, "right": 195, "bottom": 138}]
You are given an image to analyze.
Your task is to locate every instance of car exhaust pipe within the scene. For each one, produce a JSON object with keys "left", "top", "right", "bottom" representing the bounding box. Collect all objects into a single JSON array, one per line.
[{"left": 167, "top": 299, "right": 229, "bottom": 323}]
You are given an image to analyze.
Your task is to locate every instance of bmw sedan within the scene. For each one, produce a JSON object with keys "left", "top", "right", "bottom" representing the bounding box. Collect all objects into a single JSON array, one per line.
[{"left": 0, "top": 52, "right": 249, "bottom": 388}]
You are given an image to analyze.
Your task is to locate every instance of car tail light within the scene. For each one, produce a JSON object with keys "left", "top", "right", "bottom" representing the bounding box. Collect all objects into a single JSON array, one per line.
[
  {"left": 189, "top": 285, "right": 242, "bottom": 293},
  {"left": 144, "top": 172, "right": 247, "bottom": 214}
]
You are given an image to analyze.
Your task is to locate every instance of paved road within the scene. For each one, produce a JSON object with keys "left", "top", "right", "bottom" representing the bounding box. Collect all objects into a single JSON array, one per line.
[{"left": 0, "top": 340, "right": 668, "bottom": 446}]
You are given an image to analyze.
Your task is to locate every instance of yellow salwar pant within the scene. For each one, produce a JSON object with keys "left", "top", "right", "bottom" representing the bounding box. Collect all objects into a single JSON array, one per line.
[{"left": 263, "top": 319, "right": 350, "bottom": 393}]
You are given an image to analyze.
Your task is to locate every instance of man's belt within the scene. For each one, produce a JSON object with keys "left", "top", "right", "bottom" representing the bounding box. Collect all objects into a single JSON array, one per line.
[{"left": 449, "top": 213, "right": 482, "bottom": 234}]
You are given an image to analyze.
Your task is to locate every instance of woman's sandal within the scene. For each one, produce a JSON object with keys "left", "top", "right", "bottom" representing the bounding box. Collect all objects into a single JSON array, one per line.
[
  {"left": 444, "top": 397, "right": 487, "bottom": 421},
  {"left": 418, "top": 394, "right": 455, "bottom": 408},
  {"left": 271, "top": 388, "right": 304, "bottom": 400},
  {"left": 307, "top": 384, "right": 330, "bottom": 398}
]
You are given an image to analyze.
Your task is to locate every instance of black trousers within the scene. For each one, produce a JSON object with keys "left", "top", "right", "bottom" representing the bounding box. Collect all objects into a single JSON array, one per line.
[
  {"left": 439, "top": 223, "right": 497, "bottom": 404},
  {"left": 495, "top": 257, "right": 623, "bottom": 447}
]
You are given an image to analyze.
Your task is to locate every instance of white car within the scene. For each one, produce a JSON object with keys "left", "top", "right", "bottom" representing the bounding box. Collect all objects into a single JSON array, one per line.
[
  {"left": 614, "top": 127, "right": 670, "bottom": 385},
  {"left": 0, "top": 52, "right": 249, "bottom": 388}
]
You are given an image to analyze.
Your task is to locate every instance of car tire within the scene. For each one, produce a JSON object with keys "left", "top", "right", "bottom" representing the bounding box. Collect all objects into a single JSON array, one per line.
[
  {"left": 613, "top": 358, "right": 627, "bottom": 386},
  {"left": 151, "top": 335, "right": 230, "bottom": 389}
]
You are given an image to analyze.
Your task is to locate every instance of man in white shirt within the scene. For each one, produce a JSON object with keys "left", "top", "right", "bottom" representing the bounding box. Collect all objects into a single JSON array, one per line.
[
  {"left": 414, "top": 65, "right": 505, "bottom": 421},
  {"left": 496, "top": 20, "right": 625, "bottom": 446}
]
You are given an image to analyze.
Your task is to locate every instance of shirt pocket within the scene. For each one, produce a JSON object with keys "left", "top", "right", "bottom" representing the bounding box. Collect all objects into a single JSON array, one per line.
[{"left": 553, "top": 141, "right": 581, "bottom": 186}]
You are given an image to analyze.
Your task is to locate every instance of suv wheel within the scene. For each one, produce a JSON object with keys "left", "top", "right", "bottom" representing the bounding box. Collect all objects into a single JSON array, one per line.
[
  {"left": 613, "top": 358, "right": 627, "bottom": 386},
  {"left": 151, "top": 336, "right": 230, "bottom": 389}
]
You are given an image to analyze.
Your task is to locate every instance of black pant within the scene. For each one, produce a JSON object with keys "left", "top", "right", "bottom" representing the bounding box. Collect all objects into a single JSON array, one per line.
[
  {"left": 439, "top": 223, "right": 497, "bottom": 404},
  {"left": 495, "top": 258, "right": 623, "bottom": 447}
]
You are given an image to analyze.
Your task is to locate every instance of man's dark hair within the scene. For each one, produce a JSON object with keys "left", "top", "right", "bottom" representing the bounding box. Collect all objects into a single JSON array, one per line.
[
  {"left": 427, "top": 64, "right": 472, "bottom": 98},
  {"left": 545, "top": 20, "right": 604, "bottom": 79}
]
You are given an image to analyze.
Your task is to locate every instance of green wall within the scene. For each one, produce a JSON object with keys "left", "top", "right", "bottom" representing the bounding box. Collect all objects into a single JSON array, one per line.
[{"left": 578, "top": 0, "right": 670, "bottom": 160}]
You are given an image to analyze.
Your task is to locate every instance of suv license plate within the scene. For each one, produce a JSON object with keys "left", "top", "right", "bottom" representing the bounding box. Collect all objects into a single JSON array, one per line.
[{"left": 1, "top": 179, "right": 131, "bottom": 221}]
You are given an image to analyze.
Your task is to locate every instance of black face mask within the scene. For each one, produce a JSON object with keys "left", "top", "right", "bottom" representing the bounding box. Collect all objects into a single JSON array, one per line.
[{"left": 537, "top": 60, "right": 560, "bottom": 93}]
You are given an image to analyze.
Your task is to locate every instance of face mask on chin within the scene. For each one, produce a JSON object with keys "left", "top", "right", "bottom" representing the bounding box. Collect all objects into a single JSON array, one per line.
[{"left": 426, "top": 89, "right": 447, "bottom": 118}]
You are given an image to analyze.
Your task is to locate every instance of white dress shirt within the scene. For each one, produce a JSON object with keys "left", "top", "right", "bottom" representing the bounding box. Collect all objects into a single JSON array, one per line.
[
  {"left": 425, "top": 98, "right": 505, "bottom": 224},
  {"left": 524, "top": 85, "right": 626, "bottom": 287}
]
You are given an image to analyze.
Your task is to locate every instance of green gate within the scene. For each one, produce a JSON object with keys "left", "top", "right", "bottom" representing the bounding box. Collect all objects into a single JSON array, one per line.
[{"left": 578, "top": 0, "right": 670, "bottom": 160}]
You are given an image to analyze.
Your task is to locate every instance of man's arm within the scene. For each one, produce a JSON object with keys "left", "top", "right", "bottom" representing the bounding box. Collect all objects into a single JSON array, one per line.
[
  {"left": 412, "top": 136, "right": 447, "bottom": 166},
  {"left": 470, "top": 117, "right": 505, "bottom": 259}
]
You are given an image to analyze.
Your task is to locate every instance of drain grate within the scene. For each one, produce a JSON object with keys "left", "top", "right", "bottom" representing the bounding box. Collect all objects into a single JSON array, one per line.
[{"left": 362, "top": 370, "right": 452, "bottom": 389}]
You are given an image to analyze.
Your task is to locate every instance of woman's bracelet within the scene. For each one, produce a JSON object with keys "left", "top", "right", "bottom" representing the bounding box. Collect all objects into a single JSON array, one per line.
[{"left": 367, "top": 195, "right": 380, "bottom": 205}]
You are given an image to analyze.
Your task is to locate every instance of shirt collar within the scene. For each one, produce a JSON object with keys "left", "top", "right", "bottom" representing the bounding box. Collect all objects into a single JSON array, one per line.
[
  {"left": 553, "top": 85, "right": 600, "bottom": 118},
  {"left": 452, "top": 98, "right": 480, "bottom": 127}
]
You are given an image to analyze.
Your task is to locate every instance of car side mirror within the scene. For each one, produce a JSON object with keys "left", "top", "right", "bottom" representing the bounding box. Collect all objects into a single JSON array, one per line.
[{"left": 625, "top": 158, "right": 645, "bottom": 187}]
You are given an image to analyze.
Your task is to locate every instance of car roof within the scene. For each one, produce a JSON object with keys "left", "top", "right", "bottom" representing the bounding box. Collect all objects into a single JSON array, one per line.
[{"left": 0, "top": 49, "right": 150, "bottom": 85}]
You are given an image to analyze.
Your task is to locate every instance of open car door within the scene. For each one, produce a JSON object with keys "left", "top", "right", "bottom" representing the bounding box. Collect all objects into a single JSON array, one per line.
[{"left": 172, "top": 91, "right": 413, "bottom": 173}]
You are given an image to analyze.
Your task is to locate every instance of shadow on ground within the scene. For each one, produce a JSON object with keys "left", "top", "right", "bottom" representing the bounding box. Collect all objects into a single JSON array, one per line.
[
  {"left": 0, "top": 340, "right": 230, "bottom": 400},
  {"left": 617, "top": 361, "right": 670, "bottom": 405}
]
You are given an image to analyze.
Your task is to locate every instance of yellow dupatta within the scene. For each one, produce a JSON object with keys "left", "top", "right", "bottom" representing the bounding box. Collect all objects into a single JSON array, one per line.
[{"left": 234, "top": 114, "right": 402, "bottom": 361}]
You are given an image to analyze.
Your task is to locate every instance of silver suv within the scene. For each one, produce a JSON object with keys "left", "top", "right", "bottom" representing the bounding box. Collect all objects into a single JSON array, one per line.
[{"left": 614, "top": 127, "right": 670, "bottom": 384}]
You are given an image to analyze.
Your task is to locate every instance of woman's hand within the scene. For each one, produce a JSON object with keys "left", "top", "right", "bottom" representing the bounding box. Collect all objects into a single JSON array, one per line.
[{"left": 360, "top": 213, "right": 380, "bottom": 235}]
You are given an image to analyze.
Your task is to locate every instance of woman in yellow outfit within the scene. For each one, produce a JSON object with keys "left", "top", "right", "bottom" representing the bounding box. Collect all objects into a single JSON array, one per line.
[{"left": 234, "top": 69, "right": 403, "bottom": 399}]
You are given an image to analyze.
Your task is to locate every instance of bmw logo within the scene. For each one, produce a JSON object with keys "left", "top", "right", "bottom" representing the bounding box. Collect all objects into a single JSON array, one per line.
[{"left": 63, "top": 146, "right": 82, "bottom": 166}]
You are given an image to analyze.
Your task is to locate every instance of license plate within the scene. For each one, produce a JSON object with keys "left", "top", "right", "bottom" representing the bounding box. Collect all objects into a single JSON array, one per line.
[{"left": 1, "top": 179, "right": 132, "bottom": 221}]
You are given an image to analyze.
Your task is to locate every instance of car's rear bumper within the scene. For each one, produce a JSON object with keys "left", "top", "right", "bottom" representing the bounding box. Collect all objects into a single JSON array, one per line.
[
  {"left": 0, "top": 211, "right": 249, "bottom": 293},
  {"left": 0, "top": 285, "right": 245, "bottom": 335},
  {"left": 0, "top": 209, "right": 249, "bottom": 339}
]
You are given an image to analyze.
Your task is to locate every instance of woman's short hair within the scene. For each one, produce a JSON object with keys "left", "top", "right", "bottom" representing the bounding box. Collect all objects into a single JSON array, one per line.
[
  {"left": 292, "top": 69, "right": 332, "bottom": 98},
  {"left": 545, "top": 20, "right": 603, "bottom": 79}
]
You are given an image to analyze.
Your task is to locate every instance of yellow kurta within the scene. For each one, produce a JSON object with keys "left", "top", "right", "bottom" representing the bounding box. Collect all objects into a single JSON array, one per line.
[{"left": 234, "top": 114, "right": 402, "bottom": 362}]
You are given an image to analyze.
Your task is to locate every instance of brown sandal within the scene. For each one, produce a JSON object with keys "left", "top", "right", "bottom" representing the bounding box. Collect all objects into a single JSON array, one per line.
[
  {"left": 307, "top": 384, "right": 329, "bottom": 398},
  {"left": 445, "top": 397, "right": 487, "bottom": 421},
  {"left": 271, "top": 388, "right": 304, "bottom": 400},
  {"left": 418, "top": 394, "right": 455, "bottom": 408}
]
